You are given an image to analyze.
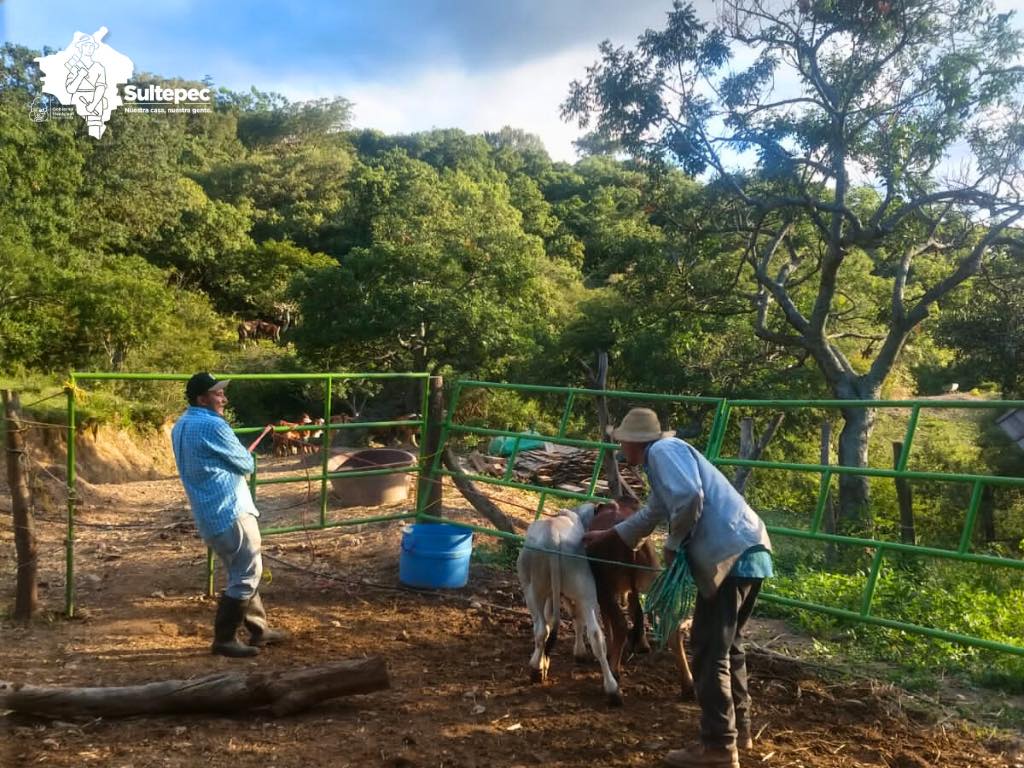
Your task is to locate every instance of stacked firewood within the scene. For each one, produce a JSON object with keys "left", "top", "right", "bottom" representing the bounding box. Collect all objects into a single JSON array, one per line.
[{"left": 463, "top": 445, "right": 643, "bottom": 496}]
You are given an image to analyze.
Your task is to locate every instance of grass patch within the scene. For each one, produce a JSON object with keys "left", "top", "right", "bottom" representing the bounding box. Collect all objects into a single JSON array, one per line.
[
  {"left": 472, "top": 539, "right": 521, "bottom": 570},
  {"left": 761, "top": 562, "right": 1024, "bottom": 695}
]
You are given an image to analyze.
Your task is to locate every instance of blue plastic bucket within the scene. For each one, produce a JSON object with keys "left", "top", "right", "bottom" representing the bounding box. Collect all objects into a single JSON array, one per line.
[{"left": 399, "top": 523, "right": 474, "bottom": 589}]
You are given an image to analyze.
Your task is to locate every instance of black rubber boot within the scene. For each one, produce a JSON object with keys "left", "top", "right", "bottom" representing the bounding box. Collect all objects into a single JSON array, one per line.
[
  {"left": 212, "top": 595, "right": 260, "bottom": 658},
  {"left": 244, "top": 592, "right": 289, "bottom": 647},
  {"left": 737, "top": 720, "right": 754, "bottom": 751}
]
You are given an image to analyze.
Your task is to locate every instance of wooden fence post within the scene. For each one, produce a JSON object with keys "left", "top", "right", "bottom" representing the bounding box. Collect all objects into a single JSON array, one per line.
[
  {"left": 3, "top": 390, "right": 38, "bottom": 619},
  {"left": 892, "top": 441, "right": 916, "bottom": 545},
  {"left": 416, "top": 376, "right": 444, "bottom": 517}
]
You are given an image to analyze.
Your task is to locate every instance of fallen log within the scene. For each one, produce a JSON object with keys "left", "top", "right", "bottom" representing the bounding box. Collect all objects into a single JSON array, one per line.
[
  {"left": 0, "top": 657, "right": 389, "bottom": 719},
  {"left": 443, "top": 448, "right": 526, "bottom": 533}
]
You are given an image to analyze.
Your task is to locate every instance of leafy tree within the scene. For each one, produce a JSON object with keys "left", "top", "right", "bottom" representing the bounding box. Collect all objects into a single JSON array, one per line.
[
  {"left": 935, "top": 251, "right": 1024, "bottom": 397},
  {"left": 126, "top": 74, "right": 244, "bottom": 173},
  {"left": 217, "top": 89, "right": 352, "bottom": 148},
  {"left": 392, "top": 129, "right": 493, "bottom": 173},
  {"left": 1, "top": 245, "right": 222, "bottom": 374},
  {"left": 290, "top": 150, "right": 579, "bottom": 377},
  {"left": 59, "top": 255, "right": 190, "bottom": 370},
  {"left": 198, "top": 140, "right": 355, "bottom": 252},
  {"left": 219, "top": 239, "right": 335, "bottom": 316},
  {"left": 143, "top": 177, "right": 255, "bottom": 302},
  {"left": 72, "top": 110, "right": 195, "bottom": 254},
  {"left": 564, "top": 0, "right": 1024, "bottom": 529},
  {"left": 0, "top": 224, "right": 66, "bottom": 372},
  {"left": 0, "top": 47, "right": 84, "bottom": 252},
  {"left": 485, "top": 126, "right": 553, "bottom": 178},
  {"left": 539, "top": 157, "right": 663, "bottom": 279}
]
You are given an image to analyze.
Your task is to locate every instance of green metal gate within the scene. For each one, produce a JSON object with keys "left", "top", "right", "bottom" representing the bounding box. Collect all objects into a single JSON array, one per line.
[
  {"left": 422, "top": 380, "right": 1024, "bottom": 658},
  {"left": 62, "top": 372, "right": 1024, "bottom": 660},
  {"left": 64, "top": 371, "right": 430, "bottom": 616}
]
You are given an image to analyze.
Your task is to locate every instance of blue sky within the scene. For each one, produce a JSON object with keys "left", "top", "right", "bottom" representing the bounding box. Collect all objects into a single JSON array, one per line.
[
  {"left": 3, "top": 0, "right": 702, "bottom": 160},
  {"left": 4, "top": 2, "right": 1021, "bottom": 164}
]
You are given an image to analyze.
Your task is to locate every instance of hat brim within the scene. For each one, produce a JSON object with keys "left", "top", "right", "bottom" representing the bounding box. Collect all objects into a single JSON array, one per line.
[
  {"left": 612, "top": 428, "right": 675, "bottom": 442},
  {"left": 208, "top": 380, "right": 230, "bottom": 392}
]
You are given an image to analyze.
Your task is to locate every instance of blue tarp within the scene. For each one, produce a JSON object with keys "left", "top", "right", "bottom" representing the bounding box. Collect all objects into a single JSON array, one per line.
[{"left": 487, "top": 431, "right": 548, "bottom": 456}]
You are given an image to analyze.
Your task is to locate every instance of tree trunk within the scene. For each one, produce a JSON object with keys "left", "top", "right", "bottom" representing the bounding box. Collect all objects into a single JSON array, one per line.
[
  {"left": 586, "top": 351, "right": 637, "bottom": 501},
  {"left": 980, "top": 484, "right": 996, "bottom": 543},
  {"left": 892, "top": 442, "right": 915, "bottom": 545},
  {"left": 836, "top": 396, "right": 876, "bottom": 535},
  {"left": 735, "top": 417, "right": 755, "bottom": 493},
  {"left": 442, "top": 448, "right": 526, "bottom": 533},
  {"left": 3, "top": 390, "right": 38, "bottom": 620},
  {"left": 0, "top": 658, "right": 389, "bottom": 719},
  {"left": 820, "top": 419, "right": 840, "bottom": 567},
  {"left": 416, "top": 376, "right": 444, "bottom": 516},
  {"left": 732, "top": 413, "right": 785, "bottom": 495}
]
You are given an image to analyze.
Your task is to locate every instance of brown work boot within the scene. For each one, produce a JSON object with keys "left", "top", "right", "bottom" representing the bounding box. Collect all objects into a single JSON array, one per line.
[{"left": 663, "top": 742, "right": 740, "bottom": 768}]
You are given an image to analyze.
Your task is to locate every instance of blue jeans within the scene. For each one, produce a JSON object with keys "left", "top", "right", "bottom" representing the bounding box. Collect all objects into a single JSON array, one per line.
[{"left": 206, "top": 512, "right": 262, "bottom": 600}]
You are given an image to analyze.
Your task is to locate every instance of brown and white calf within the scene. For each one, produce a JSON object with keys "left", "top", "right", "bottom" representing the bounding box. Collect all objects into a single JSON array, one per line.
[
  {"left": 586, "top": 498, "right": 694, "bottom": 698},
  {"left": 303, "top": 417, "right": 326, "bottom": 453},
  {"left": 271, "top": 414, "right": 313, "bottom": 457},
  {"left": 516, "top": 502, "right": 622, "bottom": 705}
]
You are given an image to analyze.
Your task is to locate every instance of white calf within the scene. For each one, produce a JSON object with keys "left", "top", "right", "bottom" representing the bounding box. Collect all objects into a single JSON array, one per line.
[{"left": 516, "top": 503, "right": 622, "bottom": 705}]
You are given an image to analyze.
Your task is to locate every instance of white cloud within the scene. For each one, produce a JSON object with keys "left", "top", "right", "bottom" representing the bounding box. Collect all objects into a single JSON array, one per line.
[
  {"left": 192, "top": 0, "right": 1024, "bottom": 168},
  {"left": 253, "top": 45, "right": 603, "bottom": 163}
]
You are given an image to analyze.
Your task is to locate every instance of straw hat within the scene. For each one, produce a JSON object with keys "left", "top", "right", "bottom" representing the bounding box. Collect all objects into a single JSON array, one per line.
[{"left": 611, "top": 408, "right": 674, "bottom": 443}]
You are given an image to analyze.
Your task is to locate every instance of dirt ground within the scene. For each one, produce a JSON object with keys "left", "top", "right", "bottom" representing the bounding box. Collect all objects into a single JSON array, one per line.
[{"left": 2, "top": 444, "right": 1023, "bottom": 768}]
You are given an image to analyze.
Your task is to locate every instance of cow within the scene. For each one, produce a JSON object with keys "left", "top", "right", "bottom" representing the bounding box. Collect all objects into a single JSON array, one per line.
[
  {"left": 325, "top": 413, "right": 353, "bottom": 446},
  {"left": 516, "top": 502, "right": 622, "bottom": 705},
  {"left": 254, "top": 320, "right": 281, "bottom": 343},
  {"left": 271, "top": 414, "right": 313, "bottom": 457},
  {"left": 238, "top": 320, "right": 257, "bottom": 345},
  {"left": 303, "top": 417, "right": 326, "bottom": 453},
  {"left": 369, "top": 412, "right": 421, "bottom": 447},
  {"left": 237, "top": 319, "right": 282, "bottom": 346},
  {"left": 587, "top": 498, "right": 694, "bottom": 698}
]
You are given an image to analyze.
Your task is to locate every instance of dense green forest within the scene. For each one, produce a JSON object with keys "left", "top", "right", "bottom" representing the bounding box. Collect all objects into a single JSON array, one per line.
[{"left": 4, "top": 0, "right": 1024, "bottom": 688}]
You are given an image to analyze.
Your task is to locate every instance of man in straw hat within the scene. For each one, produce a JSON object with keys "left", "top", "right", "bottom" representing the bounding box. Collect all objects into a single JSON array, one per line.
[
  {"left": 583, "top": 407, "right": 772, "bottom": 768},
  {"left": 171, "top": 372, "right": 288, "bottom": 658}
]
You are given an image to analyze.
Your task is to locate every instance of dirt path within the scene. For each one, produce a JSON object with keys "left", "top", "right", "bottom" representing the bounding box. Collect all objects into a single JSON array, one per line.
[{"left": 1, "top": 454, "right": 1021, "bottom": 767}]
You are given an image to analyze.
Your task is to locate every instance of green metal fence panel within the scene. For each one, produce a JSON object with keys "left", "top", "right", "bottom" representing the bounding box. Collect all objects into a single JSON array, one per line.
[
  {"left": 534, "top": 391, "right": 577, "bottom": 519},
  {"left": 419, "top": 381, "right": 1024, "bottom": 659},
  {"left": 320, "top": 376, "right": 333, "bottom": 527},
  {"left": 704, "top": 398, "right": 1024, "bottom": 656},
  {"left": 64, "top": 372, "right": 1024, "bottom": 661},
  {"left": 66, "top": 371, "right": 430, "bottom": 611}
]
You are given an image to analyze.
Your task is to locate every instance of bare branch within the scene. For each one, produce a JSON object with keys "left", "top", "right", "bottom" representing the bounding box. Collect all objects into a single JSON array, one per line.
[
  {"left": 753, "top": 288, "right": 809, "bottom": 349},
  {"left": 827, "top": 332, "right": 885, "bottom": 342}
]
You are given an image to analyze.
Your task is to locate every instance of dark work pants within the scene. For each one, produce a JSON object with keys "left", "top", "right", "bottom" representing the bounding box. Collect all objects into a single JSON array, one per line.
[{"left": 690, "top": 577, "right": 763, "bottom": 748}]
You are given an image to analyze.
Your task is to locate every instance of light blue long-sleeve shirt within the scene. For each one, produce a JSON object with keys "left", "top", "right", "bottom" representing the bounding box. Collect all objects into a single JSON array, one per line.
[
  {"left": 171, "top": 406, "right": 258, "bottom": 540},
  {"left": 614, "top": 437, "right": 772, "bottom": 596}
]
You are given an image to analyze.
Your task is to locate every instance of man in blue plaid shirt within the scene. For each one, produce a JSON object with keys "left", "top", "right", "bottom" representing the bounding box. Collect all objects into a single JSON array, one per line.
[{"left": 171, "top": 372, "right": 287, "bottom": 658}]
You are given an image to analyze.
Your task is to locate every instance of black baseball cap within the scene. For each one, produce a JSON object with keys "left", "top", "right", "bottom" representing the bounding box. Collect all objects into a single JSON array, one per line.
[{"left": 185, "top": 372, "right": 230, "bottom": 403}]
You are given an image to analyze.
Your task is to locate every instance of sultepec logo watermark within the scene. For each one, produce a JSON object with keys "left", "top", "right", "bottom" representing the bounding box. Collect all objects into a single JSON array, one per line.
[
  {"left": 33, "top": 26, "right": 214, "bottom": 139},
  {"left": 35, "top": 27, "right": 134, "bottom": 139}
]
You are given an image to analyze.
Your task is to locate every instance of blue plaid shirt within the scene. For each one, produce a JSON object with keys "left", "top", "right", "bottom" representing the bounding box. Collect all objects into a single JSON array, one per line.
[{"left": 171, "top": 406, "right": 258, "bottom": 540}]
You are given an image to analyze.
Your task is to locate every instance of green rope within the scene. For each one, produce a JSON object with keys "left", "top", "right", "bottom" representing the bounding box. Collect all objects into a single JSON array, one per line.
[{"left": 644, "top": 552, "right": 697, "bottom": 649}]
